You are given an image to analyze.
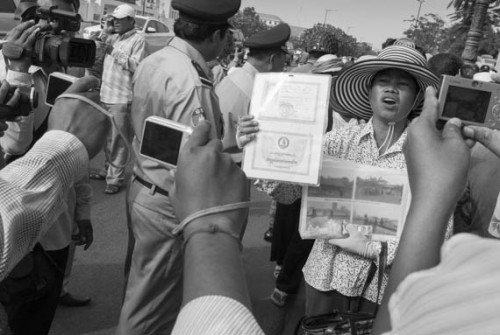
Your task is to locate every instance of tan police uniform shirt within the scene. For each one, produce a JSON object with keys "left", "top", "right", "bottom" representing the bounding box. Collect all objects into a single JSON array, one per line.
[
  {"left": 131, "top": 37, "right": 224, "bottom": 191},
  {"left": 215, "top": 62, "right": 259, "bottom": 162}
]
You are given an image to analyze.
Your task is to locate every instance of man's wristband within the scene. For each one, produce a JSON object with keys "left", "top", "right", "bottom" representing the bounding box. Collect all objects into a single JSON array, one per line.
[
  {"left": 172, "top": 201, "right": 251, "bottom": 236},
  {"left": 182, "top": 223, "right": 242, "bottom": 252}
]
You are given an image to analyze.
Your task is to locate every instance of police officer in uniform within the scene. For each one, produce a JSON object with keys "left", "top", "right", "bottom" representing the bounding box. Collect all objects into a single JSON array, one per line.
[
  {"left": 216, "top": 23, "right": 290, "bottom": 164},
  {"left": 118, "top": 0, "right": 240, "bottom": 334}
]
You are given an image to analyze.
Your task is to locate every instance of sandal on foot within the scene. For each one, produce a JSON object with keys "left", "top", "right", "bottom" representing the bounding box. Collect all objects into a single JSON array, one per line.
[
  {"left": 104, "top": 184, "right": 120, "bottom": 194},
  {"left": 270, "top": 288, "right": 288, "bottom": 307},
  {"left": 89, "top": 172, "right": 105, "bottom": 180}
]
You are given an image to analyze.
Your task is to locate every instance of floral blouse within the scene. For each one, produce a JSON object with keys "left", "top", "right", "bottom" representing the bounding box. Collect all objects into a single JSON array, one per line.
[{"left": 256, "top": 118, "right": 453, "bottom": 303}]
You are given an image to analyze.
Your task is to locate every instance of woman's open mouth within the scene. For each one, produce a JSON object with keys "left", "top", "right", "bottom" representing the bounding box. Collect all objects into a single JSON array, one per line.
[{"left": 382, "top": 97, "right": 397, "bottom": 106}]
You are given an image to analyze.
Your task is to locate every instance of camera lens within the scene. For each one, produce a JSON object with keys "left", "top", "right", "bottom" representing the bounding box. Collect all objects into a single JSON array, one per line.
[{"left": 32, "top": 34, "right": 96, "bottom": 68}]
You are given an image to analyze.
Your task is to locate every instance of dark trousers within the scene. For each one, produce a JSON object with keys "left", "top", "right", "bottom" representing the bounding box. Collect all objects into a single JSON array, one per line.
[
  {"left": 276, "top": 230, "right": 314, "bottom": 294},
  {"left": 305, "top": 283, "right": 378, "bottom": 316},
  {"left": 272, "top": 199, "right": 314, "bottom": 294},
  {"left": 4, "top": 246, "right": 68, "bottom": 335}
]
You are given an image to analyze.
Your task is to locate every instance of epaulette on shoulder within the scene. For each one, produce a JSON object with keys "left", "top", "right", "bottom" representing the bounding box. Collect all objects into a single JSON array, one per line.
[{"left": 191, "top": 61, "right": 213, "bottom": 87}]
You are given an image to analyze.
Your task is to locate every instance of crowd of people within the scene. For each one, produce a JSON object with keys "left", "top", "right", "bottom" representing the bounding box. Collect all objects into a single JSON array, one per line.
[{"left": 1, "top": 0, "right": 500, "bottom": 334}]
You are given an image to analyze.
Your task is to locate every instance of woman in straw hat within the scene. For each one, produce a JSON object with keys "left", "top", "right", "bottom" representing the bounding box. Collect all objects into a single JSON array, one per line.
[
  {"left": 237, "top": 43, "right": 449, "bottom": 315},
  {"left": 301, "top": 44, "right": 445, "bottom": 316}
]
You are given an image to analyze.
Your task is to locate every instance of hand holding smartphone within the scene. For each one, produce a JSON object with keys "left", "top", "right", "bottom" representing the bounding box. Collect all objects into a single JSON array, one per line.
[
  {"left": 45, "top": 72, "right": 78, "bottom": 107},
  {"left": 140, "top": 116, "right": 193, "bottom": 169}
]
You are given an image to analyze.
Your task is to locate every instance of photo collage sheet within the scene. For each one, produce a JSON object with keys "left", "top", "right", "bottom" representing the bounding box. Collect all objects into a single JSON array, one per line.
[
  {"left": 300, "top": 158, "right": 411, "bottom": 242},
  {"left": 242, "top": 73, "right": 331, "bottom": 186}
]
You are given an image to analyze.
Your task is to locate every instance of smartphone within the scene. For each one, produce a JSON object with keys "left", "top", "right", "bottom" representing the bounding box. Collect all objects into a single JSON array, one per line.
[
  {"left": 438, "top": 75, "right": 500, "bottom": 130},
  {"left": 45, "top": 72, "right": 77, "bottom": 107},
  {"left": 139, "top": 116, "right": 193, "bottom": 169}
]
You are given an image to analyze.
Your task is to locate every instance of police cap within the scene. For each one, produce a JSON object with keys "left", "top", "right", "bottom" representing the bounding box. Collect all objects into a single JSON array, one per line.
[
  {"left": 172, "top": 0, "right": 240, "bottom": 25},
  {"left": 244, "top": 23, "right": 291, "bottom": 52}
]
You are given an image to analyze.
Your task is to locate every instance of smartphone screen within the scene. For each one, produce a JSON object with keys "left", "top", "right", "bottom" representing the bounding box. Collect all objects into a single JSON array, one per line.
[
  {"left": 442, "top": 85, "right": 490, "bottom": 123},
  {"left": 140, "top": 120, "right": 183, "bottom": 166},
  {"left": 46, "top": 75, "right": 74, "bottom": 106}
]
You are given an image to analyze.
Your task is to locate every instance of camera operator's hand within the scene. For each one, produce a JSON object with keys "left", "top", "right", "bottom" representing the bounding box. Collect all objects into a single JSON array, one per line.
[
  {"left": 0, "top": 81, "right": 21, "bottom": 136},
  {"left": 105, "top": 43, "right": 114, "bottom": 55},
  {"left": 47, "top": 76, "right": 110, "bottom": 159},
  {"left": 233, "top": 45, "right": 244, "bottom": 64},
  {"left": 3, "top": 20, "right": 47, "bottom": 73},
  {"left": 405, "top": 87, "right": 471, "bottom": 206},
  {"left": 462, "top": 126, "right": 500, "bottom": 159},
  {"left": 171, "top": 121, "right": 249, "bottom": 236}
]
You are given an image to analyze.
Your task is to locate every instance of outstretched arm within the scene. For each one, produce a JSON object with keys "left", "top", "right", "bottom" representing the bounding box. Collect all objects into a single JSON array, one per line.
[
  {"left": 170, "top": 121, "right": 263, "bottom": 334},
  {"left": 0, "top": 77, "right": 109, "bottom": 281}
]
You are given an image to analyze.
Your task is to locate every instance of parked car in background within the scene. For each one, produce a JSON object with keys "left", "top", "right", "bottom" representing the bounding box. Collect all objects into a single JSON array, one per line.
[
  {"left": 134, "top": 16, "right": 169, "bottom": 34},
  {"left": 0, "top": 0, "right": 18, "bottom": 40},
  {"left": 82, "top": 15, "right": 174, "bottom": 55}
]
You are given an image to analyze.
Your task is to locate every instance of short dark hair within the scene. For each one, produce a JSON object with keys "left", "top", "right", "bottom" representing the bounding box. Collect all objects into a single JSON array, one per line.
[
  {"left": 174, "top": 18, "right": 230, "bottom": 42},
  {"left": 382, "top": 38, "right": 397, "bottom": 49},
  {"left": 247, "top": 48, "right": 283, "bottom": 61},
  {"left": 460, "top": 63, "right": 479, "bottom": 79},
  {"left": 428, "top": 53, "right": 464, "bottom": 77}
]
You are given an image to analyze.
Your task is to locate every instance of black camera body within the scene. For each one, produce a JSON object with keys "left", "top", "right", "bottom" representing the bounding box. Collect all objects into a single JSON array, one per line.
[
  {"left": 20, "top": 4, "right": 96, "bottom": 68},
  {"left": 0, "top": 87, "right": 34, "bottom": 121}
]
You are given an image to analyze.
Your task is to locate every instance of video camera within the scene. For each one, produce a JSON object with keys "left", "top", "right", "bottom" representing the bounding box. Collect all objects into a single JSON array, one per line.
[{"left": 17, "top": 4, "right": 96, "bottom": 68}]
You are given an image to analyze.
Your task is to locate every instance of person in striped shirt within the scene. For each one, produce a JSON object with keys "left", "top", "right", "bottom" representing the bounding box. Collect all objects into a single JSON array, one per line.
[{"left": 99, "top": 4, "right": 146, "bottom": 195}]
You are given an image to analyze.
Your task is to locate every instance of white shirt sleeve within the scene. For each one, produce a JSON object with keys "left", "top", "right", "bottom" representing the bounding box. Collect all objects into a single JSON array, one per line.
[
  {"left": 172, "top": 296, "right": 264, "bottom": 335},
  {"left": 0, "top": 130, "right": 88, "bottom": 281},
  {"left": 385, "top": 233, "right": 500, "bottom": 335}
]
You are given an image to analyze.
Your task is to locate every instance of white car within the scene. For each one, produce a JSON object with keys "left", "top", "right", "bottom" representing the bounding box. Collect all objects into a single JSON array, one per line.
[{"left": 82, "top": 15, "right": 169, "bottom": 40}]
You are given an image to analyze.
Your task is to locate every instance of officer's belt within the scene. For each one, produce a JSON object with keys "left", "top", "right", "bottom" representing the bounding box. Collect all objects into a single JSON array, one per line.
[{"left": 133, "top": 174, "right": 169, "bottom": 197}]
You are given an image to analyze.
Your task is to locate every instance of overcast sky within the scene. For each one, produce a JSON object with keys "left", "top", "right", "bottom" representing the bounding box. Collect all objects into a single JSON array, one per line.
[{"left": 241, "top": 0, "right": 455, "bottom": 50}]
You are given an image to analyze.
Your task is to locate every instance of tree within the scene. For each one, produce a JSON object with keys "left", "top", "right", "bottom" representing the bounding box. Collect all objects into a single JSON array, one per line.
[
  {"left": 448, "top": 0, "right": 499, "bottom": 63},
  {"left": 439, "top": 23, "right": 469, "bottom": 56},
  {"left": 229, "top": 7, "right": 269, "bottom": 39},
  {"left": 404, "top": 13, "right": 446, "bottom": 54},
  {"left": 298, "top": 23, "right": 372, "bottom": 57},
  {"left": 448, "top": 0, "right": 500, "bottom": 25}
]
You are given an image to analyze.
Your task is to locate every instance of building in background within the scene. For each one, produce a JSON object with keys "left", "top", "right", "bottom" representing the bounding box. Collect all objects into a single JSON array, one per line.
[
  {"left": 258, "top": 13, "right": 282, "bottom": 27},
  {"left": 290, "top": 25, "right": 306, "bottom": 39},
  {"left": 79, "top": 0, "right": 176, "bottom": 29}
]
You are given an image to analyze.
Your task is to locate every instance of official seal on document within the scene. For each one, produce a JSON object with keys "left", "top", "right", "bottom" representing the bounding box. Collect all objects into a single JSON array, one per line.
[{"left": 278, "top": 136, "right": 290, "bottom": 149}]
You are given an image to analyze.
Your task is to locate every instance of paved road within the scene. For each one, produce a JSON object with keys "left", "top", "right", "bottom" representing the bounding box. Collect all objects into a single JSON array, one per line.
[{"left": 49, "top": 154, "right": 305, "bottom": 335}]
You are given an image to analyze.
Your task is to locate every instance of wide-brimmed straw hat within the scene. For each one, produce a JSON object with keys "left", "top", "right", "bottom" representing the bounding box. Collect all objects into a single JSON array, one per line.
[{"left": 333, "top": 44, "right": 440, "bottom": 120}]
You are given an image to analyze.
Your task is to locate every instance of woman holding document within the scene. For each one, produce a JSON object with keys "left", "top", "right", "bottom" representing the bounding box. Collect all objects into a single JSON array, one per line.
[{"left": 238, "top": 43, "right": 446, "bottom": 316}]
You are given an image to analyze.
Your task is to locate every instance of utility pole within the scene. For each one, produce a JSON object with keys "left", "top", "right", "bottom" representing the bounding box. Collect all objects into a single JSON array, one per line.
[
  {"left": 414, "top": 0, "right": 425, "bottom": 31},
  {"left": 323, "top": 9, "right": 336, "bottom": 26},
  {"left": 413, "top": 0, "right": 425, "bottom": 35}
]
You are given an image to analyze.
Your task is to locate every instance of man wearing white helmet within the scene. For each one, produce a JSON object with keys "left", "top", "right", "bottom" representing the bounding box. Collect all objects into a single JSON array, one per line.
[{"left": 97, "top": 4, "right": 146, "bottom": 195}]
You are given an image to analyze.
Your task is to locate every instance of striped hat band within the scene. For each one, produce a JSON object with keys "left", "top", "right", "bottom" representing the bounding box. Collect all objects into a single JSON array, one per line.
[{"left": 334, "top": 45, "right": 440, "bottom": 120}]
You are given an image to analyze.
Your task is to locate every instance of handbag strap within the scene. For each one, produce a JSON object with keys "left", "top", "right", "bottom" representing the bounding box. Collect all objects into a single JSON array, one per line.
[
  {"left": 373, "top": 241, "right": 387, "bottom": 314},
  {"left": 350, "top": 241, "right": 388, "bottom": 314}
]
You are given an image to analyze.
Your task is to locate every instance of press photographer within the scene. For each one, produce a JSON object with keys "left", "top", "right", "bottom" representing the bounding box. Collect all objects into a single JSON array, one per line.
[
  {"left": 3, "top": 0, "right": 95, "bottom": 69},
  {"left": 0, "top": 1, "right": 99, "bottom": 334}
]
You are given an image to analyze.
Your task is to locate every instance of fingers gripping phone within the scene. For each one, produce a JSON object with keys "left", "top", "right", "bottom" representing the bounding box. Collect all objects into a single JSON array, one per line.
[
  {"left": 139, "top": 116, "right": 193, "bottom": 169},
  {"left": 45, "top": 72, "right": 77, "bottom": 107}
]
